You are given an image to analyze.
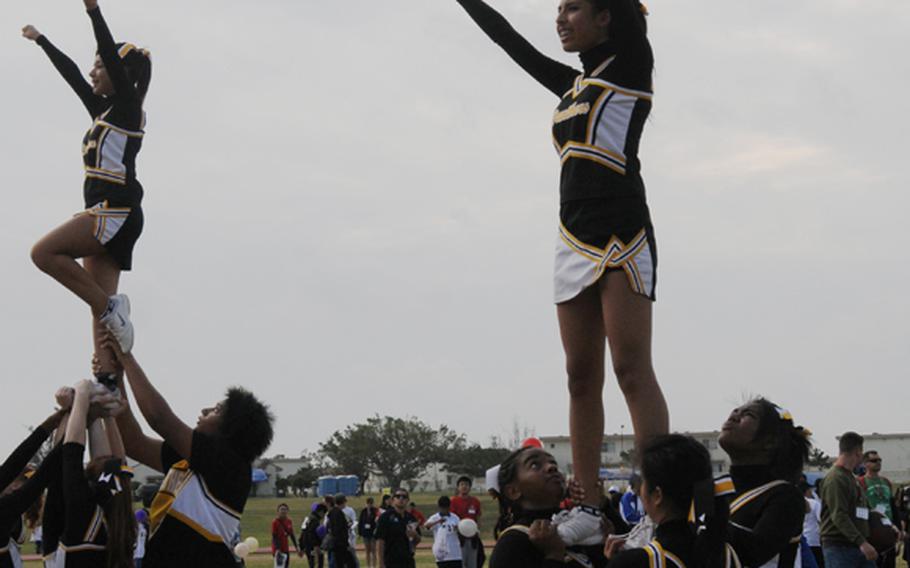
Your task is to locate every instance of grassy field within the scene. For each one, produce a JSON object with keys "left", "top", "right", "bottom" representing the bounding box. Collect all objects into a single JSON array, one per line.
[{"left": 19, "top": 493, "right": 910, "bottom": 567}]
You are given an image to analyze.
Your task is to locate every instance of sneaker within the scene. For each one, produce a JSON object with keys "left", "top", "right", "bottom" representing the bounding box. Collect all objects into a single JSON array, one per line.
[
  {"left": 100, "top": 294, "right": 134, "bottom": 353},
  {"left": 553, "top": 505, "right": 604, "bottom": 546},
  {"left": 620, "top": 515, "right": 655, "bottom": 550}
]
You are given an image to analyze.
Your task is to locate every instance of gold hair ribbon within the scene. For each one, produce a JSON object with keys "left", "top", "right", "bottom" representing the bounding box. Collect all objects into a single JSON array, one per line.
[
  {"left": 774, "top": 406, "right": 793, "bottom": 422},
  {"left": 117, "top": 43, "right": 136, "bottom": 58}
]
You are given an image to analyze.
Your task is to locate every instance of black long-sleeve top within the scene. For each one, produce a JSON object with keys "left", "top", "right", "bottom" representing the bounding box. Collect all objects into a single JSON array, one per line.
[
  {"left": 727, "top": 465, "right": 803, "bottom": 568},
  {"left": 490, "top": 509, "right": 605, "bottom": 568},
  {"left": 454, "top": 0, "right": 654, "bottom": 207},
  {"left": 0, "top": 427, "right": 49, "bottom": 492},
  {"left": 0, "top": 444, "right": 62, "bottom": 568},
  {"left": 60, "top": 443, "right": 107, "bottom": 567},
  {"left": 35, "top": 6, "right": 145, "bottom": 208}
]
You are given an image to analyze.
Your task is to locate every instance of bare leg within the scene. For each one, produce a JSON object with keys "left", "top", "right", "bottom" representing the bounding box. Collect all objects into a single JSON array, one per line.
[
  {"left": 600, "top": 271, "right": 668, "bottom": 455},
  {"left": 31, "top": 214, "right": 110, "bottom": 317},
  {"left": 84, "top": 254, "right": 121, "bottom": 375},
  {"left": 557, "top": 285, "right": 606, "bottom": 506}
]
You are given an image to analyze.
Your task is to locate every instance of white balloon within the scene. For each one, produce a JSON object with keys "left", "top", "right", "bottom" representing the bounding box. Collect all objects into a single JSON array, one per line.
[
  {"left": 244, "top": 536, "right": 260, "bottom": 551},
  {"left": 458, "top": 518, "right": 478, "bottom": 538},
  {"left": 234, "top": 542, "right": 250, "bottom": 558}
]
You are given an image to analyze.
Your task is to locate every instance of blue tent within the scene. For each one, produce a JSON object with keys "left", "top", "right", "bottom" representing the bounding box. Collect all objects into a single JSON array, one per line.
[{"left": 252, "top": 468, "right": 268, "bottom": 483}]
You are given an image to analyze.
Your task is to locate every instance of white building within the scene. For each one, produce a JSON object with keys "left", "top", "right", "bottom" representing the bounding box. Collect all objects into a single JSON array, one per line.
[
  {"left": 540, "top": 431, "right": 729, "bottom": 481},
  {"left": 860, "top": 433, "right": 910, "bottom": 483}
]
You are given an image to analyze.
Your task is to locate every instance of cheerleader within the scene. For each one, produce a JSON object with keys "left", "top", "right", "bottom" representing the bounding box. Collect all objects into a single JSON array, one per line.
[
  {"left": 718, "top": 399, "right": 810, "bottom": 568},
  {"left": 0, "top": 408, "right": 68, "bottom": 568},
  {"left": 603, "top": 435, "right": 737, "bottom": 568},
  {"left": 102, "top": 338, "right": 274, "bottom": 568},
  {"left": 59, "top": 380, "right": 135, "bottom": 567},
  {"left": 451, "top": 0, "right": 667, "bottom": 544},
  {"left": 22, "top": 0, "right": 152, "bottom": 373},
  {"left": 489, "top": 446, "right": 604, "bottom": 568}
]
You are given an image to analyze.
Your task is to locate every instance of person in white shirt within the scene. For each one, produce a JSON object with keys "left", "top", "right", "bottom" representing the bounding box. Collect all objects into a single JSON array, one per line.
[
  {"left": 801, "top": 481, "right": 823, "bottom": 568},
  {"left": 424, "top": 496, "right": 463, "bottom": 568},
  {"left": 339, "top": 494, "right": 360, "bottom": 568}
]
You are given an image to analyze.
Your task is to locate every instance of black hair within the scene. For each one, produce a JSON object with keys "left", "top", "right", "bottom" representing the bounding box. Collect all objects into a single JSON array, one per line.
[
  {"left": 590, "top": 0, "right": 648, "bottom": 29},
  {"left": 335, "top": 493, "right": 347, "bottom": 505},
  {"left": 324, "top": 495, "right": 336, "bottom": 508},
  {"left": 277, "top": 503, "right": 289, "bottom": 511},
  {"left": 456, "top": 475, "right": 473, "bottom": 487},
  {"left": 839, "top": 432, "right": 864, "bottom": 454},
  {"left": 380, "top": 494, "right": 391, "bottom": 507},
  {"left": 749, "top": 398, "right": 811, "bottom": 483},
  {"left": 219, "top": 387, "right": 274, "bottom": 463},
  {"left": 640, "top": 435, "right": 729, "bottom": 568},
  {"left": 366, "top": 497, "right": 374, "bottom": 505},
  {"left": 438, "top": 496, "right": 451, "bottom": 508},
  {"left": 495, "top": 446, "right": 536, "bottom": 533},
  {"left": 112, "top": 42, "right": 152, "bottom": 103}
]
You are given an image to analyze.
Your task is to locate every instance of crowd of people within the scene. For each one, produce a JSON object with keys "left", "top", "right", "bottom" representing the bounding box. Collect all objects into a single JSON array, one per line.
[{"left": 264, "top": 403, "right": 908, "bottom": 568}]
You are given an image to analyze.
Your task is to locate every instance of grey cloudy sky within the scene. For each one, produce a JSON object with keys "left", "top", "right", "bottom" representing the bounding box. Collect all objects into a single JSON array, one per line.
[{"left": 2, "top": 0, "right": 908, "bottom": 461}]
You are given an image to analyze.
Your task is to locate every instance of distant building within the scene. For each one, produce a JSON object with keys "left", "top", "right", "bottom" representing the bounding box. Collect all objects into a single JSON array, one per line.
[
  {"left": 859, "top": 433, "right": 910, "bottom": 483},
  {"left": 540, "top": 431, "right": 729, "bottom": 482}
]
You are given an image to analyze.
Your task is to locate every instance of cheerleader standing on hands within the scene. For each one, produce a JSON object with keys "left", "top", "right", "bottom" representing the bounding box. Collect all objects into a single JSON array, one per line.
[
  {"left": 22, "top": 0, "right": 152, "bottom": 374},
  {"left": 452, "top": 0, "right": 667, "bottom": 545}
]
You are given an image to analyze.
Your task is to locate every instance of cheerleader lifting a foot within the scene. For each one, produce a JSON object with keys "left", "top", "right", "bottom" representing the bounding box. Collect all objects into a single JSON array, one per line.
[
  {"left": 452, "top": 0, "right": 668, "bottom": 545},
  {"left": 22, "top": 0, "right": 151, "bottom": 378}
]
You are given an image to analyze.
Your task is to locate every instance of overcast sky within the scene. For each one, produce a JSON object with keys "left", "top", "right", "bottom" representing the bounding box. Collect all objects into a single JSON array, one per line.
[{"left": 1, "top": 0, "right": 907, "bottom": 463}]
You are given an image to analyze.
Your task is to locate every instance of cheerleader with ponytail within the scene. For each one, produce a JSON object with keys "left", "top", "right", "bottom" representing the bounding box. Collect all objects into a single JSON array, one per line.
[
  {"left": 718, "top": 399, "right": 811, "bottom": 568},
  {"left": 22, "top": 0, "right": 153, "bottom": 378},
  {"left": 604, "top": 434, "right": 739, "bottom": 568}
]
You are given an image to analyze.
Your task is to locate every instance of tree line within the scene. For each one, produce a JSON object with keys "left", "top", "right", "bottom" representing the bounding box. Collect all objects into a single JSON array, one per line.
[{"left": 273, "top": 415, "right": 516, "bottom": 495}]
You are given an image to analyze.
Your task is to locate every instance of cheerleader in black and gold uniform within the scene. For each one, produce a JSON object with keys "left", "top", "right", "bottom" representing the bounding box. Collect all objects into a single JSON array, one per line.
[
  {"left": 22, "top": 0, "right": 151, "bottom": 369},
  {"left": 604, "top": 435, "right": 738, "bottom": 568},
  {"left": 452, "top": 0, "right": 668, "bottom": 545},
  {"left": 718, "top": 399, "right": 811, "bottom": 568}
]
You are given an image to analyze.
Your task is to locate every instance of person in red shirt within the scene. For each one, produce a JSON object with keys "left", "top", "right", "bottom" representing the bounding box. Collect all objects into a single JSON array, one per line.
[
  {"left": 407, "top": 502, "right": 427, "bottom": 527},
  {"left": 272, "top": 503, "right": 301, "bottom": 567},
  {"left": 450, "top": 476, "right": 484, "bottom": 568}
]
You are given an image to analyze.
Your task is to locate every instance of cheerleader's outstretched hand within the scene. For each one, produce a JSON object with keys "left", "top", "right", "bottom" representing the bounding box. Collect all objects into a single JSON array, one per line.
[{"left": 21, "top": 25, "right": 42, "bottom": 41}]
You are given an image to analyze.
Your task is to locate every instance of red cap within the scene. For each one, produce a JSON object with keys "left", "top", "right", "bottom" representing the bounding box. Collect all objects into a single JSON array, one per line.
[{"left": 521, "top": 437, "right": 543, "bottom": 449}]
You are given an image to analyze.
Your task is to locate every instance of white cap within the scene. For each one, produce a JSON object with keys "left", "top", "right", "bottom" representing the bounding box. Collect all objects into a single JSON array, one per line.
[
  {"left": 608, "top": 485, "right": 619, "bottom": 493},
  {"left": 485, "top": 465, "right": 501, "bottom": 494}
]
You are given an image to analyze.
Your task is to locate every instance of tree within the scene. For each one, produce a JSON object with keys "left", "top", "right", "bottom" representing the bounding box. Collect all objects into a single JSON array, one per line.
[
  {"left": 807, "top": 448, "right": 833, "bottom": 470},
  {"left": 288, "top": 452, "right": 325, "bottom": 495},
  {"left": 440, "top": 444, "right": 511, "bottom": 479},
  {"left": 320, "top": 415, "right": 466, "bottom": 490}
]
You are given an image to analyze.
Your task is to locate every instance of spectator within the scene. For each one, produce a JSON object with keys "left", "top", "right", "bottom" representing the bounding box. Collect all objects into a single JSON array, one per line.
[
  {"left": 408, "top": 502, "right": 426, "bottom": 527},
  {"left": 338, "top": 494, "right": 360, "bottom": 568},
  {"left": 802, "top": 481, "right": 824, "bottom": 568},
  {"left": 375, "top": 488, "right": 421, "bottom": 568},
  {"left": 424, "top": 496, "right": 463, "bottom": 568},
  {"left": 451, "top": 476, "right": 483, "bottom": 568},
  {"left": 820, "top": 432, "right": 877, "bottom": 566},
  {"left": 272, "top": 503, "right": 301, "bottom": 568},
  {"left": 619, "top": 475, "right": 644, "bottom": 527},
  {"left": 359, "top": 497, "right": 379, "bottom": 568},
  {"left": 329, "top": 495, "right": 356, "bottom": 568},
  {"left": 135, "top": 508, "right": 149, "bottom": 568},
  {"left": 860, "top": 451, "right": 903, "bottom": 568},
  {"left": 302, "top": 504, "right": 328, "bottom": 568}
]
